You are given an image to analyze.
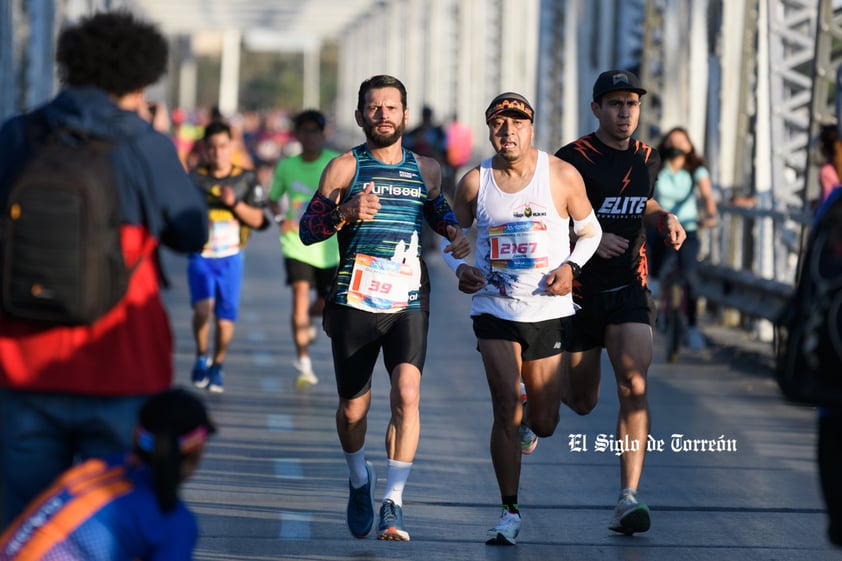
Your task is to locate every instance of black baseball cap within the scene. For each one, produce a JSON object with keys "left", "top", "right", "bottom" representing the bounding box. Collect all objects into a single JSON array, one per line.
[
  {"left": 485, "top": 92, "right": 534, "bottom": 123},
  {"left": 592, "top": 69, "right": 647, "bottom": 101}
]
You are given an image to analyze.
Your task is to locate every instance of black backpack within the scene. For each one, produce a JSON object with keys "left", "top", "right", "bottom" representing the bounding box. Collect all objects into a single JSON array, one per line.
[
  {"left": 0, "top": 111, "right": 134, "bottom": 326},
  {"left": 774, "top": 192, "right": 842, "bottom": 407}
]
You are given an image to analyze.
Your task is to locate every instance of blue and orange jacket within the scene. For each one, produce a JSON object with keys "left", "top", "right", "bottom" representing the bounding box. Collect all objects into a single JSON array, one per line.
[
  {"left": 0, "top": 87, "right": 208, "bottom": 395},
  {"left": 0, "top": 453, "right": 197, "bottom": 561}
]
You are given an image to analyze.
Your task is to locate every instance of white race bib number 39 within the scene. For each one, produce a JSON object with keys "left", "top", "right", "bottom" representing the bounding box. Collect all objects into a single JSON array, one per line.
[{"left": 347, "top": 254, "right": 412, "bottom": 312}]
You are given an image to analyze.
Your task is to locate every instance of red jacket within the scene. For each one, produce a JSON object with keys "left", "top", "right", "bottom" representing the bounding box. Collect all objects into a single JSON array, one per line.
[
  {"left": 0, "top": 87, "right": 208, "bottom": 395},
  {"left": 0, "top": 226, "right": 173, "bottom": 395}
]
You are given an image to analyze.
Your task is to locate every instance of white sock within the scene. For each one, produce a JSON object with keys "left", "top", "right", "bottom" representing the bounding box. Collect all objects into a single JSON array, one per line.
[
  {"left": 296, "top": 355, "right": 311, "bottom": 369},
  {"left": 382, "top": 459, "right": 412, "bottom": 506},
  {"left": 345, "top": 447, "right": 368, "bottom": 488}
]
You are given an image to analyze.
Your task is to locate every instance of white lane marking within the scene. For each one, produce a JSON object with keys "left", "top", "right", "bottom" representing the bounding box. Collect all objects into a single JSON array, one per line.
[
  {"left": 247, "top": 331, "right": 267, "bottom": 342},
  {"left": 252, "top": 351, "right": 274, "bottom": 367},
  {"left": 260, "top": 377, "right": 282, "bottom": 393},
  {"left": 273, "top": 458, "right": 303, "bottom": 479},
  {"left": 267, "top": 414, "right": 293, "bottom": 431},
  {"left": 279, "top": 511, "right": 312, "bottom": 540}
]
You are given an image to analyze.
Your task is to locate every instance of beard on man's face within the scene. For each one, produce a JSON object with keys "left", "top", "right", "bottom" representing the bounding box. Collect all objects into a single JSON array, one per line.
[{"left": 363, "top": 118, "right": 405, "bottom": 148}]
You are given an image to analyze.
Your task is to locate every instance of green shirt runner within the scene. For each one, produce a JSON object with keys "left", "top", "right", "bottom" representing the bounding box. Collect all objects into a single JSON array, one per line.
[{"left": 270, "top": 149, "right": 341, "bottom": 268}]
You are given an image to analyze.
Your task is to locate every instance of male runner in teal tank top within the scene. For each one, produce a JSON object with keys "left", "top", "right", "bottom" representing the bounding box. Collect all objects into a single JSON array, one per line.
[{"left": 299, "top": 75, "right": 470, "bottom": 542}]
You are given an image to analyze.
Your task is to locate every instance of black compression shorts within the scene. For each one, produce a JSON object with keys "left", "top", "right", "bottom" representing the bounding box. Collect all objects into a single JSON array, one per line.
[{"left": 323, "top": 305, "right": 429, "bottom": 399}]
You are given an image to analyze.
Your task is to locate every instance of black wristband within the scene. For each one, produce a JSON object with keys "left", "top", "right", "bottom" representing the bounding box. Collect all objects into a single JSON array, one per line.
[{"left": 565, "top": 261, "right": 582, "bottom": 279}]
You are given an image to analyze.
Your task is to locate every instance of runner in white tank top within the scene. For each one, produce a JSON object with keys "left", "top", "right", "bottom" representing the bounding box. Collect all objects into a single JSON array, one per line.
[
  {"left": 471, "top": 150, "right": 574, "bottom": 322},
  {"left": 442, "top": 92, "right": 602, "bottom": 545}
]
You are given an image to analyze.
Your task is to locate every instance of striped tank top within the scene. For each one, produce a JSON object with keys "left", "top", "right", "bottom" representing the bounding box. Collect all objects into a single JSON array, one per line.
[{"left": 332, "top": 144, "right": 430, "bottom": 313}]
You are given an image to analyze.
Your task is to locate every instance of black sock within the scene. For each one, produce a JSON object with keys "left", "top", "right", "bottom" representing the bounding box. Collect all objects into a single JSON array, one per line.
[{"left": 502, "top": 495, "right": 519, "bottom": 514}]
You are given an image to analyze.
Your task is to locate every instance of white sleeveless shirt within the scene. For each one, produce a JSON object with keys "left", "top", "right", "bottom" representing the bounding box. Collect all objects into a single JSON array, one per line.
[{"left": 470, "top": 150, "right": 575, "bottom": 321}]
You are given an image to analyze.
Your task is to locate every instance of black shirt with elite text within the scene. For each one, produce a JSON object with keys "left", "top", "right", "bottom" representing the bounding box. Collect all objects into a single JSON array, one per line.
[{"left": 555, "top": 133, "right": 660, "bottom": 292}]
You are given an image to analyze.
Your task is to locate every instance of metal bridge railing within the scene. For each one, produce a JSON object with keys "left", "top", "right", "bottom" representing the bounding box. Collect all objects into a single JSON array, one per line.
[{"left": 695, "top": 202, "right": 812, "bottom": 326}]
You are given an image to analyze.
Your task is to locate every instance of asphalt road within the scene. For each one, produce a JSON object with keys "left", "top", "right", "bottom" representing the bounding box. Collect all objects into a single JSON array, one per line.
[{"left": 160, "top": 227, "right": 838, "bottom": 561}]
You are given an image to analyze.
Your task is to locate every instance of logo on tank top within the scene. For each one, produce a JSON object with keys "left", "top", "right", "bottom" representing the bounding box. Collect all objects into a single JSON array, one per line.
[
  {"left": 596, "top": 196, "right": 647, "bottom": 217},
  {"left": 371, "top": 183, "right": 422, "bottom": 198},
  {"left": 512, "top": 202, "right": 547, "bottom": 219}
]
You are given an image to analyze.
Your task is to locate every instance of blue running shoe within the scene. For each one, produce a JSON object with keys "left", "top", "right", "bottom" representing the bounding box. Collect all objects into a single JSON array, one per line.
[
  {"left": 207, "top": 363, "right": 224, "bottom": 393},
  {"left": 377, "top": 499, "right": 410, "bottom": 541},
  {"left": 347, "top": 461, "right": 375, "bottom": 538},
  {"left": 191, "top": 356, "right": 210, "bottom": 388}
]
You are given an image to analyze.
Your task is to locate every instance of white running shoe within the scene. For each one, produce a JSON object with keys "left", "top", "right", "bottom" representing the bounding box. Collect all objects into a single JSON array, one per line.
[
  {"left": 519, "top": 382, "right": 537, "bottom": 454},
  {"left": 293, "top": 358, "right": 318, "bottom": 389},
  {"left": 519, "top": 424, "right": 538, "bottom": 455},
  {"left": 608, "top": 489, "right": 651, "bottom": 535},
  {"left": 486, "top": 510, "right": 521, "bottom": 545}
]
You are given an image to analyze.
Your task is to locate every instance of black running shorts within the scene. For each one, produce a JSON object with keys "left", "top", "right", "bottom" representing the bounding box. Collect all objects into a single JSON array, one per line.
[
  {"left": 323, "top": 304, "right": 429, "bottom": 399},
  {"left": 284, "top": 258, "right": 337, "bottom": 299},
  {"left": 563, "top": 283, "right": 655, "bottom": 352},
  {"left": 471, "top": 314, "right": 565, "bottom": 361}
]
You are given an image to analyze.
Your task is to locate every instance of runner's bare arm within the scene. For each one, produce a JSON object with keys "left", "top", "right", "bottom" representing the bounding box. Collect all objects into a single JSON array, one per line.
[
  {"left": 643, "top": 198, "right": 685, "bottom": 250},
  {"left": 443, "top": 166, "right": 485, "bottom": 293},
  {"left": 545, "top": 158, "right": 601, "bottom": 294}
]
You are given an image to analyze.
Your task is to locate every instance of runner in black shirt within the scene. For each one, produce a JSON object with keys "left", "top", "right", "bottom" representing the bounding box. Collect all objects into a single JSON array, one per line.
[{"left": 555, "top": 69, "right": 685, "bottom": 535}]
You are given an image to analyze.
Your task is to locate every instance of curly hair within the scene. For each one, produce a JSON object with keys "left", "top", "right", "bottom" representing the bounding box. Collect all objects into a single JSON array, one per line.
[{"left": 56, "top": 10, "right": 168, "bottom": 96}]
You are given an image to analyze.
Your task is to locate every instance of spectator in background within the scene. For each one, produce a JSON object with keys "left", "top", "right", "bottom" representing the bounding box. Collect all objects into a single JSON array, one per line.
[
  {"left": 818, "top": 124, "right": 842, "bottom": 207},
  {"left": 268, "top": 110, "right": 340, "bottom": 389},
  {"left": 169, "top": 107, "right": 199, "bottom": 170},
  {"left": 405, "top": 105, "right": 452, "bottom": 195},
  {"left": 445, "top": 113, "right": 474, "bottom": 198},
  {"left": 0, "top": 388, "right": 216, "bottom": 561},
  {"left": 650, "top": 126, "right": 718, "bottom": 350}
]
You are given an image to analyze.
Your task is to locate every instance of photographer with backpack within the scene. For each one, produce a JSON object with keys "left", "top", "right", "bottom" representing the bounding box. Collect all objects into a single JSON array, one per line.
[{"left": 0, "top": 11, "right": 208, "bottom": 525}]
